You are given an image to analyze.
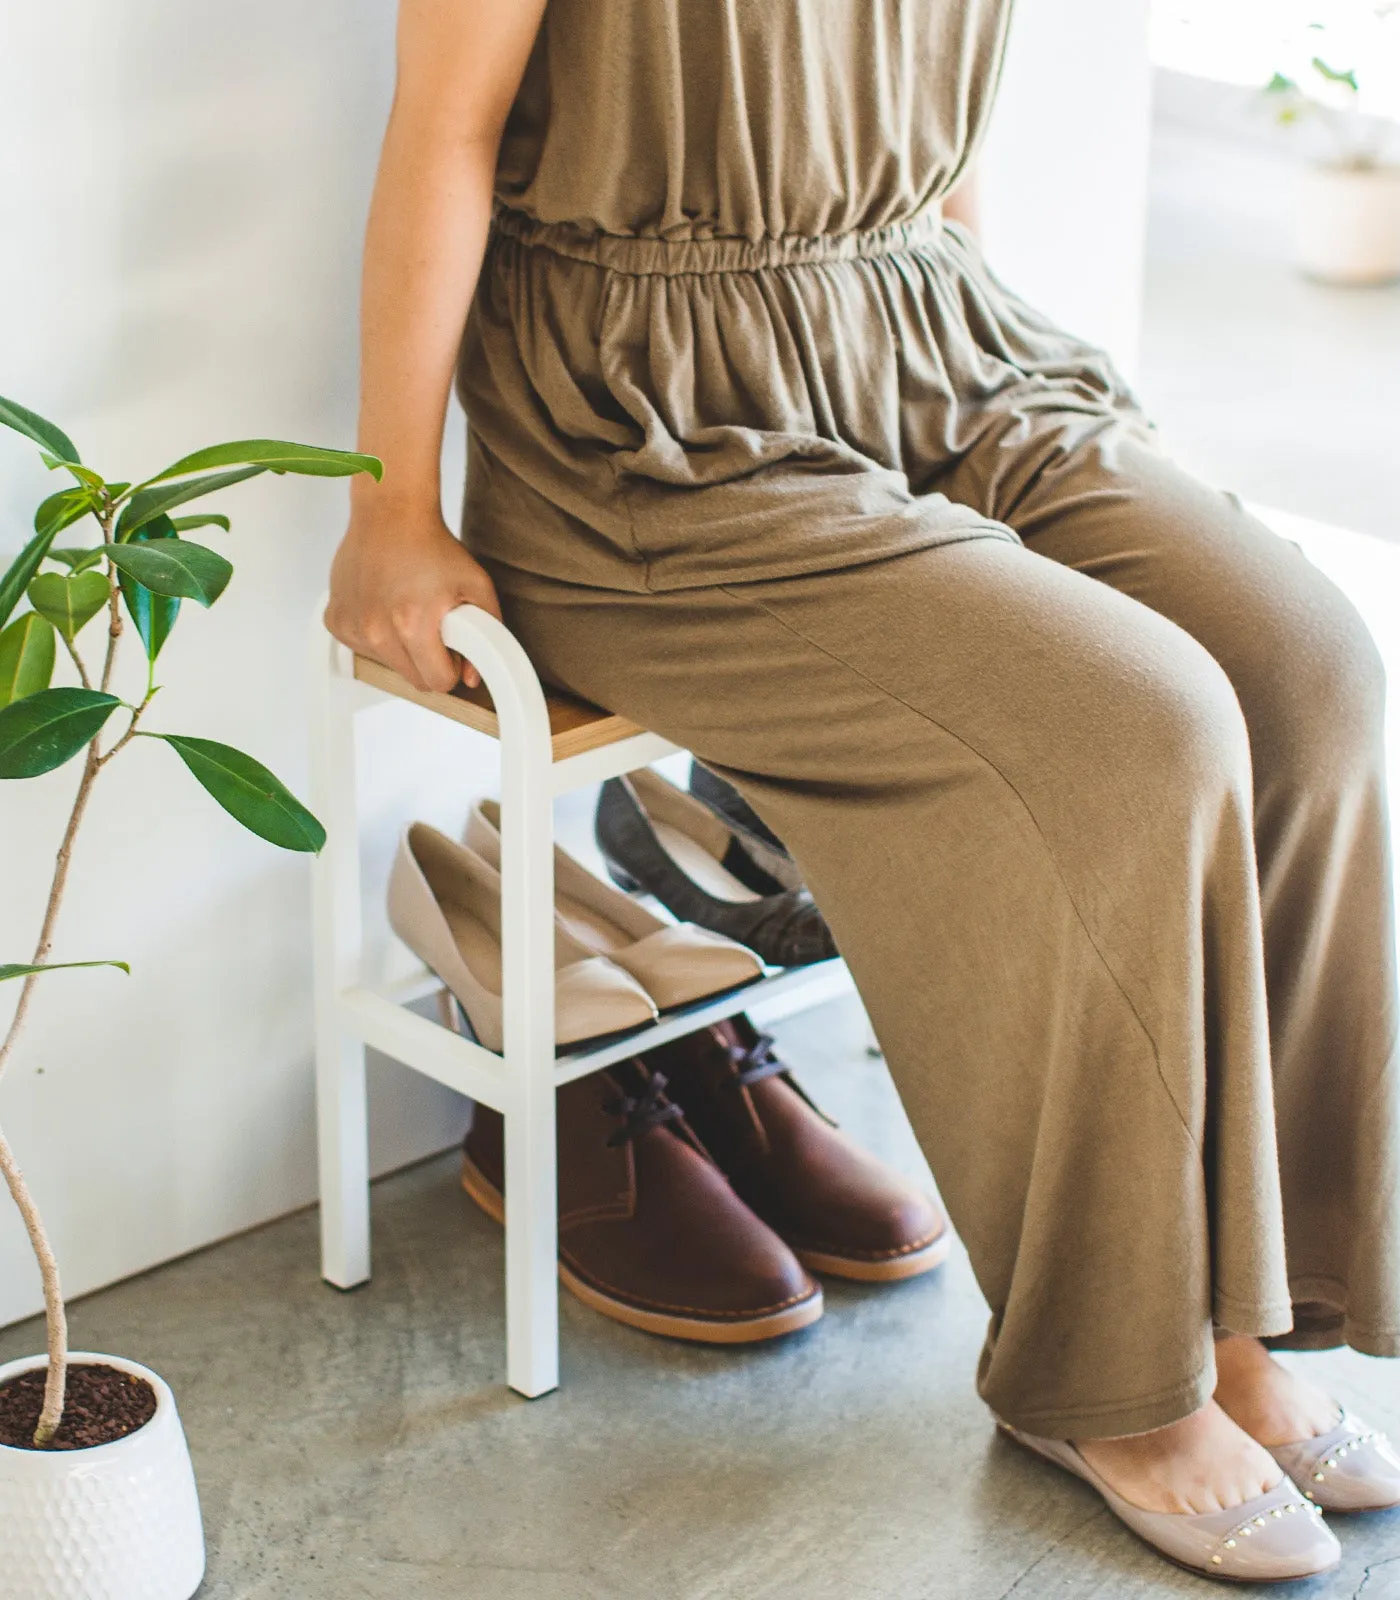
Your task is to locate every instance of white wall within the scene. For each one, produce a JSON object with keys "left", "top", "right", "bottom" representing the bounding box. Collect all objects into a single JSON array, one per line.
[
  {"left": 0, "top": 0, "right": 1157, "bottom": 1329},
  {"left": 0, "top": 0, "right": 481, "bottom": 1330},
  {"left": 980, "top": 0, "right": 1155, "bottom": 374}
]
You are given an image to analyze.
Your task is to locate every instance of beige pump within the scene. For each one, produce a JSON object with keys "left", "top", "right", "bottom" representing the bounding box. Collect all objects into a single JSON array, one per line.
[
  {"left": 388, "top": 823, "right": 659, "bottom": 1052},
  {"left": 465, "top": 798, "right": 764, "bottom": 1010}
]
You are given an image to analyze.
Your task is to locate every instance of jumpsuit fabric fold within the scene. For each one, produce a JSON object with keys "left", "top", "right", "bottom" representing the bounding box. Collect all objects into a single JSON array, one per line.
[{"left": 455, "top": 0, "right": 1400, "bottom": 1436}]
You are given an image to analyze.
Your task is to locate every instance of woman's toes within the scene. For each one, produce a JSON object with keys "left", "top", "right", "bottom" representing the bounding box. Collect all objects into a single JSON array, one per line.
[
  {"left": 1076, "top": 1401, "right": 1282, "bottom": 1515},
  {"left": 1219, "top": 1453, "right": 1283, "bottom": 1513},
  {"left": 1284, "top": 1386, "right": 1345, "bottom": 1445},
  {"left": 1173, "top": 1440, "right": 1280, "bottom": 1513},
  {"left": 1214, "top": 1336, "right": 1342, "bottom": 1447}
]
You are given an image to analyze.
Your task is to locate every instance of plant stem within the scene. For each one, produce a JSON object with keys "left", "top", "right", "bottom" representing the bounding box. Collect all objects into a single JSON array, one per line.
[
  {"left": 61, "top": 632, "right": 92, "bottom": 691},
  {"left": 0, "top": 738, "right": 104, "bottom": 1445},
  {"left": 98, "top": 503, "right": 121, "bottom": 696},
  {"left": 0, "top": 532, "right": 114, "bottom": 1444},
  {"left": 97, "top": 691, "right": 154, "bottom": 768},
  {"left": 0, "top": 1123, "right": 67, "bottom": 1446},
  {"left": 0, "top": 749, "right": 103, "bottom": 1091}
]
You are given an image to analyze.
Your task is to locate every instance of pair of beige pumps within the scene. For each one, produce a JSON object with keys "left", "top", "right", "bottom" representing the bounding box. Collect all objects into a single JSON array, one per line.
[{"left": 388, "top": 801, "right": 765, "bottom": 1052}]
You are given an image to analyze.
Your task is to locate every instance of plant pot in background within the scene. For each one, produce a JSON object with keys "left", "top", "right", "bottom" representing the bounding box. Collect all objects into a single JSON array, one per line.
[
  {"left": 1295, "top": 162, "right": 1400, "bottom": 285},
  {"left": 0, "top": 1353, "right": 205, "bottom": 1600}
]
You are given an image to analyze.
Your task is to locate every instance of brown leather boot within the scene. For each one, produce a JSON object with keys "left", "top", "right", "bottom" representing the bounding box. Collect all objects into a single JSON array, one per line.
[
  {"left": 461, "top": 1061, "right": 822, "bottom": 1343},
  {"left": 642, "top": 1017, "right": 950, "bottom": 1282}
]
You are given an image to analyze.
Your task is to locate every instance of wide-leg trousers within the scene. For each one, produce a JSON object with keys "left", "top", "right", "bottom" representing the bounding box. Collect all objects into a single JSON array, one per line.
[{"left": 486, "top": 435, "right": 1400, "bottom": 1438}]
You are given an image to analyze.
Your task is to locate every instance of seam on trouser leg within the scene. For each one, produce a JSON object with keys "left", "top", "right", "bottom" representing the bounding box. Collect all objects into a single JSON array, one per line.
[{"left": 718, "top": 582, "right": 1200, "bottom": 1151}]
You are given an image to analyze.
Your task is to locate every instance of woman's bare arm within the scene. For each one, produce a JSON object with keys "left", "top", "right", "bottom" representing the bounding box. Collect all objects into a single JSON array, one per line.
[
  {"left": 325, "top": 0, "right": 547, "bottom": 692},
  {"left": 944, "top": 165, "right": 981, "bottom": 236}
]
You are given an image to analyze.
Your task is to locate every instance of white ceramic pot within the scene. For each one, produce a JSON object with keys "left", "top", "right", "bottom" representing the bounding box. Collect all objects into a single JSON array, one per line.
[
  {"left": 1295, "top": 162, "right": 1400, "bottom": 285},
  {"left": 0, "top": 1352, "right": 205, "bottom": 1600}
]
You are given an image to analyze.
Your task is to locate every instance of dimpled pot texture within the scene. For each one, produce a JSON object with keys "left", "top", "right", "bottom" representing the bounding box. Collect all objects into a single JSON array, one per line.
[{"left": 0, "top": 1352, "right": 205, "bottom": 1600}]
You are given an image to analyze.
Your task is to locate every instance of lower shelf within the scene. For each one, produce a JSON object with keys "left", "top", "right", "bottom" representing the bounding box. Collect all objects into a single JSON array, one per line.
[{"left": 356, "top": 958, "right": 855, "bottom": 1101}]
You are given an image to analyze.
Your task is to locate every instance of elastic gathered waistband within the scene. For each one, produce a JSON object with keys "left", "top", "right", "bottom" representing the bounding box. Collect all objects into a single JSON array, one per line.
[{"left": 490, "top": 204, "right": 946, "bottom": 276}]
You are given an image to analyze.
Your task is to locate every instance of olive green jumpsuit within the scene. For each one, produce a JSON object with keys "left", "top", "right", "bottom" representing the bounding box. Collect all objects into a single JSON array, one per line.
[{"left": 454, "top": 0, "right": 1400, "bottom": 1436}]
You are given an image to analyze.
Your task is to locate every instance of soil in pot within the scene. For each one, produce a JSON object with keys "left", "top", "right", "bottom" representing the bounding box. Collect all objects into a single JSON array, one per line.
[{"left": 0, "top": 1362, "right": 157, "bottom": 1450}]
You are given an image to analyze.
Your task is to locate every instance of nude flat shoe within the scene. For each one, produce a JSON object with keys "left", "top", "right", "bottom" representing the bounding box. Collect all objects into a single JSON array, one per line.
[
  {"left": 997, "top": 1421, "right": 1340, "bottom": 1582},
  {"left": 388, "top": 823, "right": 658, "bottom": 1052},
  {"left": 465, "top": 798, "right": 765, "bottom": 1009},
  {"left": 1270, "top": 1409, "right": 1400, "bottom": 1513}
]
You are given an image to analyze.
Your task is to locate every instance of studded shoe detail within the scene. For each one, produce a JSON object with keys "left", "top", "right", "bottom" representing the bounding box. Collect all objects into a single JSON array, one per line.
[{"left": 1269, "top": 1410, "right": 1400, "bottom": 1513}]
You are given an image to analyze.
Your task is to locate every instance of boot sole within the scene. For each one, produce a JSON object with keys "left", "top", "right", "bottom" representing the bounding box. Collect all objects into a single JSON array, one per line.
[
  {"left": 796, "top": 1229, "right": 952, "bottom": 1283},
  {"left": 460, "top": 1155, "right": 824, "bottom": 1345}
]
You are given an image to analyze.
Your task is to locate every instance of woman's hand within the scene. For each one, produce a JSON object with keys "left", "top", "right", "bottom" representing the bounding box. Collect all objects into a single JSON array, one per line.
[{"left": 325, "top": 508, "right": 503, "bottom": 692}]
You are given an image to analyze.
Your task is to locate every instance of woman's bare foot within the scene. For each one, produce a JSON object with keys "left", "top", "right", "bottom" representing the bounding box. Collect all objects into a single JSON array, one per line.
[
  {"left": 1076, "top": 1400, "right": 1283, "bottom": 1514},
  {"left": 1213, "top": 1333, "right": 1340, "bottom": 1448}
]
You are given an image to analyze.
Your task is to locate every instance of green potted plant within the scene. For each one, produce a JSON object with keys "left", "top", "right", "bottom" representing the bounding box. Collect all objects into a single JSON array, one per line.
[
  {"left": 0, "top": 395, "right": 379, "bottom": 1600},
  {"left": 1265, "top": 3, "right": 1400, "bottom": 283}
]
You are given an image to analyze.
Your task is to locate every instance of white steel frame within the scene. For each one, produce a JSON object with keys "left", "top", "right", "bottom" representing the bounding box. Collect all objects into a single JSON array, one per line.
[{"left": 309, "top": 603, "right": 852, "bottom": 1398}]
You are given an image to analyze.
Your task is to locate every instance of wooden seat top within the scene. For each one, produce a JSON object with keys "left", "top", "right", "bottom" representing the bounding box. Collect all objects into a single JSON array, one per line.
[{"left": 353, "top": 654, "right": 646, "bottom": 761}]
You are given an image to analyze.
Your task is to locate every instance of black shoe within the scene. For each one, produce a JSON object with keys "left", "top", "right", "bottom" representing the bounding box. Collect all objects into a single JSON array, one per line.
[
  {"left": 688, "top": 762, "right": 805, "bottom": 891},
  {"left": 595, "top": 769, "right": 837, "bottom": 968}
]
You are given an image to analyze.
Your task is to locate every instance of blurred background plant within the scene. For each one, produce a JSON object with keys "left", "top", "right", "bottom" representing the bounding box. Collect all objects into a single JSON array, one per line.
[
  {"left": 1152, "top": 0, "right": 1400, "bottom": 285},
  {"left": 1265, "top": 3, "right": 1400, "bottom": 168}
]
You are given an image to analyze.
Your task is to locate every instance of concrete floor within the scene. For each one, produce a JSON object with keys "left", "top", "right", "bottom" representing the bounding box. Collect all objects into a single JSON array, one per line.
[
  {"left": 6, "top": 122, "right": 1400, "bottom": 1600},
  {"left": 4, "top": 995, "right": 1400, "bottom": 1598}
]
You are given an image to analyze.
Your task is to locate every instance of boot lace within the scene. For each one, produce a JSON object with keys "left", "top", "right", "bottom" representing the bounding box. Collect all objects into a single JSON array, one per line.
[
  {"left": 603, "top": 1070, "right": 684, "bottom": 1148},
  {"left": 726, "top": 1030, "right": 788, "bottom": 1088}
]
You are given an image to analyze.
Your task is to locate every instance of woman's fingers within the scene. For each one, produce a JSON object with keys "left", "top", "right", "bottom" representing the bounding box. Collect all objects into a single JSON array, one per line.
[
  {"left": 466, "top": 570, "right": 505, "bottom": 624},
  {"left": 400, "top": 606, "right": 466, "bottom": 694},
  {"left": 453, "top": 567, "right": 504, "bottom": 686},
  {"left": 355, "top": 613, "right": 431, "bottom": 692}
]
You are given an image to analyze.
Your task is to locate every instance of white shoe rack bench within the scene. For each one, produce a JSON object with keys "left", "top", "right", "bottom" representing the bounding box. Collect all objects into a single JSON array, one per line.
[{"left": 309, "top": 603, "right": 853, "bottom": 1398}]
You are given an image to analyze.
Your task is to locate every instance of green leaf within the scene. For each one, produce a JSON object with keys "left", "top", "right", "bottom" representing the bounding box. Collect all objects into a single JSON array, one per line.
[
  {"left": 168, "top": 513, "right": 230, "bottom": 534},
  {"left": 47, "top": 547, "right": 106, "bottom": 574},
  {"left": 1312, "top": 56, "right": 1360, "bottom": 92},
  {"left": 1265, "top": 71, "right": 1300, "bottom": 94},
  {"left": 0, "top": 396, "right": 80, "bottom": 464},
  {"left": 106, "top": 539, "right": 232, "bottom": 606},
  {"left": 150, "top": 734, "right": 325, "bottom": 852},
  {"left": 38, "top": 456, "right": 102, "bottom": 491},
  {"left": 27, "top": 571, "right": 110, "bottom": 642},
  {"left": 114, "top": 466, "right": 264, "bottom": 541},
  {"left": 0, "top": 687, "right": 119, "bottom": 778},
  {"left": 34, "top": 485, "right": 100, "bottom": 539},
  {"left": 0, "top": 612, "right": 56, "bottom": 706},
  {"left": 145, "top": 438, "right": 382, "bottom": 485},
  {"left": 0, "top": 959, "right": 129, "bottom": 982},
  {"left": 117, "top": 516, "right": 180, "bottom": 661},
  {"left": 0, "top": 527, "right": 60, "bottom": 632}
]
